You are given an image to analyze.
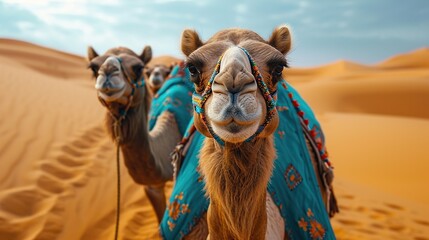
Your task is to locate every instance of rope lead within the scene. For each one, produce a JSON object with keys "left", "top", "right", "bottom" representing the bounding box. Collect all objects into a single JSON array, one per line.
[{"left": 113, "top": 120, "right": 122, "bottom": 240}]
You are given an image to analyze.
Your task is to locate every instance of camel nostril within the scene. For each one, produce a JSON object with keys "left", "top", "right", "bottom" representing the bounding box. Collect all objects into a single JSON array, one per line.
[
  {"left": 102, "top": 80, "right": 113, "bottom": 90},
  {"left": 230, "top": 93, "right": 238, "bottom": 105},
  {"left": 228, "top": 87, "right": 240, "bottom": 95},
  {"left": 225, "top": 105, "right": 240, "bottom": 116}
]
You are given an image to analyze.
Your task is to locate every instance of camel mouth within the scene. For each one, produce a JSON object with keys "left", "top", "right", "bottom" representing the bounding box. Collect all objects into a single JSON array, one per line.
[
  {"left": 210, "top": 112, "right": 259, "bottom": 127},
  {"left": 226, "top": 122, "right": 241, "bottom": 133},
  {"left": 208, "top": 99, "right": 263, "bottom": 126},
  {"left": 210, "top": 120, "right": 260, "bottom": 143},
  {"left": 149, "top": 77, "right": 163, "bottom": 87},
  {"left": 97, "top": 86, "right": 127, "bottom": 102},
  {"left": 206, "top": 92, "right": 264, "bottom": 143},
  {"left": 95, "top": 73, "right": 128, "bottom": 102}
]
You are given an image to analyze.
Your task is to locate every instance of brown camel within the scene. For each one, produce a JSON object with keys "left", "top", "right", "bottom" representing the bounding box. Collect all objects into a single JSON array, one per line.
[
  {"left": 87, "top": 46, "right": 184, "bottom": 222},
  {"left": 144, "top": 64, "right": 173, "bottom": 94},
  {"left": 160, "top": 26, "right": 336, "bottom": 239},
  {"left": 189, "top": 30, "right": 283, "bottom": 239}
]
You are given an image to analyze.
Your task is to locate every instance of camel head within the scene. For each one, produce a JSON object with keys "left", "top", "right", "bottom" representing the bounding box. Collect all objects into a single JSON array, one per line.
[
  {"left": 87, "top": 46, "right": 152, "bottom": 109},
  {"left": 144, "top": 64, "right": 172, "bottom": 94},
  {"left": 182, "top": 26, "right": 291, "bottom": 144}
]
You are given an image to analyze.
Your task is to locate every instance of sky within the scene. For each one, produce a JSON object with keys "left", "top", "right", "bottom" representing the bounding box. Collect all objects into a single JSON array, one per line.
[{"left": 0, "top": 0, "right": 428, "bottom": 67}]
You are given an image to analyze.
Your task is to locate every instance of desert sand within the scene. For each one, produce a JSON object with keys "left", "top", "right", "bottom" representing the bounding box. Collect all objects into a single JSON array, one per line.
[{"left": 0, "top": 38, "right": 428, "bottom": 240}]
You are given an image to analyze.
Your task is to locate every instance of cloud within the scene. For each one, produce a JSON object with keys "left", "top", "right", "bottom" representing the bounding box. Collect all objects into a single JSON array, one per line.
[
  {"left": 153, "top": 0, "right": 210, "bottom": 7},
  {"left": 1, "top": 0, "right": 428, "bottom": 67},
  {"left": 153, "top": 0, "right": 192, "bottom": 3},
  {"left": 235, "top": 4, "right": 248, "bottom": 14}
]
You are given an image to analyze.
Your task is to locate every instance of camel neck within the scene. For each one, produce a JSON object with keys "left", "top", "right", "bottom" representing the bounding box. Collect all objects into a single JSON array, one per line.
[
  {"left": 105, "top": 86, "right": 151, "bottom": 143},
  {"left": 200, "top": 136, "right": 276, "bottom": 239},
  {"left": 104, "top": 87, "right": 167, "bottom": 185}
]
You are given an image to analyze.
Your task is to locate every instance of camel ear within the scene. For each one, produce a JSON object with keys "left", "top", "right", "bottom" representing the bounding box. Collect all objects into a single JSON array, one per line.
[
  {"left": 140, "top": 46, "right": 152, "bottom": 65},
  {"left": 87, "top": 46, "right": 99, "bottom": 61},
  {"left": 268, "top": 25, "right": 292, "bottom": 55},
  {"left": 181, "top": 29, "right": 203, "bottom": 56}
]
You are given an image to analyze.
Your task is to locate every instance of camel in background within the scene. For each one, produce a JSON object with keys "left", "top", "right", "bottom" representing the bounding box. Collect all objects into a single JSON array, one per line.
[
  {"left": 144, "top": 64, "right": 173, "bottom": 94},
  {"left": 87, "top": 46, "right": 193, "bottom": 222}
]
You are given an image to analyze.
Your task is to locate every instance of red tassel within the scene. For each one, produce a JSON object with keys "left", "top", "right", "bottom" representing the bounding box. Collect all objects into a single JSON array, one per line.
[
  {"left": 288, "top": 93, "right": 293, "bottom": 98},
  {"left": 317, "top": 142, "right": 323, "bottom": 150},
  {"left": 298, "top": 111, "right": 304, "bottom": 117},
  {"left": 303, "top": 119, "right": 309, "bottom": 125},
  {"left": 292, "top": 100, "right": 299, "bottom": 107},
  {"left": 310, "top": 129, "right": 317, "bottom": 137}
]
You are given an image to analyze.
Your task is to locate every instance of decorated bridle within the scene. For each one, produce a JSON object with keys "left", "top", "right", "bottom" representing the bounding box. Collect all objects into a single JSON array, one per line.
[{"left": 191, "top": 47, "right": 278, "bottom": 146}]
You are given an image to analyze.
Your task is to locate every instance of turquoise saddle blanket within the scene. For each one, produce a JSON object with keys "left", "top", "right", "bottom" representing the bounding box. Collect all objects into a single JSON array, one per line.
[{"left": 148, "top": 64, "right": 194, "bottom": 134}]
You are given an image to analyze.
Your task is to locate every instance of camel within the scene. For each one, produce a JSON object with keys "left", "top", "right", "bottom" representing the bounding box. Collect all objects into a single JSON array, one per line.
[
  {"left": 144, "top": 64, "right": 173, "bottom": 94},
  {"left": 160, "top": 26, "right": 337, "bottom": 239},
  {"left": 86, "top": 46, "right": 194, "bottom": 222}
]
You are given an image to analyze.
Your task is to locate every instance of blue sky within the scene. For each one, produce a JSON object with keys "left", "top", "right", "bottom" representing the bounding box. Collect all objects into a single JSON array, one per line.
[{"left": 1, "top": 0, "right": 428, "bottom": 67}]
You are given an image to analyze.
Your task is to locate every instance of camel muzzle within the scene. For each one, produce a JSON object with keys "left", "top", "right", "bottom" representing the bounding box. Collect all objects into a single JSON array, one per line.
[{"left": 192, "top": 47, "right": 278, "bottom": 146}]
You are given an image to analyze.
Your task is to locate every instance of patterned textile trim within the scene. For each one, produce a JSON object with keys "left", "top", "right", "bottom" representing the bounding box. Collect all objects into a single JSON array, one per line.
[
  {"left": 298, "top": 208, "right": 327, "bottom": 240},
  {"left": 285, "top": 164, "right": 303, "bottom": 190}
]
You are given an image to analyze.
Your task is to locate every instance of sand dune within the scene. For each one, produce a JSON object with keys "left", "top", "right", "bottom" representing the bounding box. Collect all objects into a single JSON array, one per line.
[
  {"left": 378, "top": 48, "right": 429, "bottom": 69},
  {"left": 0, "top": 39, "right": 428, "bottom": 239},
  {"left": 0, "top": 39, "right": 91, "bottom": 80}
]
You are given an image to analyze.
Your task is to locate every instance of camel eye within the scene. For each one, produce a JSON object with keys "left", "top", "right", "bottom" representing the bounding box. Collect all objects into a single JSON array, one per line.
[
  {"left": 272, "top": 65, "right": 284, "bottom": 77},
  {"left": 187, "top": 64, "right": 201, "bottom": 84},
  {"left": 144, "top": 68, "right": 152, "bottom": 77},
  {"left": 271, "top": 65, "right": 284, "bottom": 84},
  {"left": 132, "top": 64, "right": 143, "bottom": 79},
  {"left": 188, "top": 65, "right": 199, "bottom": 77},
  {"left": 88, "top": 63, "right": 99, "bottom": 77},
  {"left": 164, "top": 70, "right": 171, "bottom": 77}
]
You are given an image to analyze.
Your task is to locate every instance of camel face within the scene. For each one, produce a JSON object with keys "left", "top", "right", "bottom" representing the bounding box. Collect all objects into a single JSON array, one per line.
[
  {"left": 205, "top": 47, "right": 265, "bottom": 143},
  {"left": 145, "top": 65, "right": 171, "bottom": 93},
  {"left": 87, "top": 46, "right": 152, "bottom": 106},
  {"left": 182, "top": 26, "right": 291, "bottom": 143},
  {"left": 95, "top": 56, "right": 131, "bottom": 103}
]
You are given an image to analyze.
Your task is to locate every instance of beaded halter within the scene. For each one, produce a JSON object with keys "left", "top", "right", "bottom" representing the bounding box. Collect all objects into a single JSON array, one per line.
[{"left": 191, "top": 47, "right": 278, "bottom": 146}]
